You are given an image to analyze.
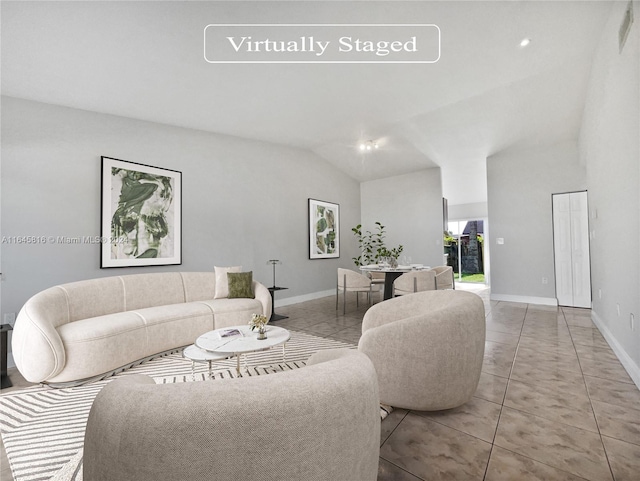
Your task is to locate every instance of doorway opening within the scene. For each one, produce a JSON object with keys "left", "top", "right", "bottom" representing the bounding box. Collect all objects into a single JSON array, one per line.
[{"left": 445, "top": 220, "right": 485, "bottom": 283}]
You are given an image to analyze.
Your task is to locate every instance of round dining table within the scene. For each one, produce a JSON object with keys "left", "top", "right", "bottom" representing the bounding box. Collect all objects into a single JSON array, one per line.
[{"left": 359, "top": 264, "right": 431, "bottom": 300}]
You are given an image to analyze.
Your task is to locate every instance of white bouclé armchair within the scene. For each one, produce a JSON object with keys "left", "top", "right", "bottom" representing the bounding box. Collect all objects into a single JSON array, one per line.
[
  {"left": 358, "top": 290, "right": 485, "bottom": 411},
  {"left": 84, "top": 349, "right": 381, "bottom": 481}
]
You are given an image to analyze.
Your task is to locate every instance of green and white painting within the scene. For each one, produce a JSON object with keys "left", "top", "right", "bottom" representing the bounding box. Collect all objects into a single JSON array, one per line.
[
  {"left": 101, "top": 157, "right": 182, "bottom": 268},
  {"left": 309, "top": 199, "right": 339, "bottom": 259}
]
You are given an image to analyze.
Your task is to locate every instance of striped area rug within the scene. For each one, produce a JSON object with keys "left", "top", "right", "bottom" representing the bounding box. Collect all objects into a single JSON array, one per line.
[{"left": 0, "top": 330, "right": 362, "bottom": 481}]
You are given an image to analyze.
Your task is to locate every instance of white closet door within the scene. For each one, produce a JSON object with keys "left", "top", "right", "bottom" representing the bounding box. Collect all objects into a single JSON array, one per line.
[
  {"left": 553, "top": 194, "right": 574, "bottom": 306},
  {"left": 553, "top": 192, "right": 591, "bottom": 308},
  {"left": 570, "top": 192, "right": 591, "bottom": 308}
]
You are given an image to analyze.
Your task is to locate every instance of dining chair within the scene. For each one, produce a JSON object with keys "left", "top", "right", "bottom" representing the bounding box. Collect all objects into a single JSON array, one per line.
[
  {"left": 368, "top": 271, "right": 386, "bottom": 288},
  {"left": 432, "top": 266, "right": 455, "bottom": 290},
  {"left": 392, "top": 269, "right": 437, "bottom": 296},
  {"left": 336, "top": 268, "right": 379, "bottom": 314}
]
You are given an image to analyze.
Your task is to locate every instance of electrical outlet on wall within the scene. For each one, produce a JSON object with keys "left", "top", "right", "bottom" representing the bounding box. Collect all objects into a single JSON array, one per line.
[
  {"left": 598, "top": 289, "right": 602, "bottom": 300},
  {"left": 542, "top": 277, "right": 548, "bottom": 284},
  {"left": 617, "top": 304, "right": 620, "bottom": 317},
  {"left": 631, "top": 313, "right": 635, "bottom": 331}
]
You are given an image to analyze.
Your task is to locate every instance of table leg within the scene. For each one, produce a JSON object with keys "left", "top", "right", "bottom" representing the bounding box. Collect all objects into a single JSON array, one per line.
[
  {"left": 383, "top": 271, "right": 404, "bottom": 300},
  {"left": 282, "top": 343, "right": 286, "bottom": 364},
  {"left": 191, "top": 361, "right": 196, "bottom": 382},
  {"left": 208, "top": 360, "right": 212, "bottom": 380},
  {"left": 236, "top": 355, "right": 241, "bottom": 377}
]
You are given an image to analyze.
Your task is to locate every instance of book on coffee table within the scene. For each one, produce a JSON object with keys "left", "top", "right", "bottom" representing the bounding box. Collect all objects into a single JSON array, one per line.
[{"left": 217, "top": 328, "right": 243, "bottom": 340}]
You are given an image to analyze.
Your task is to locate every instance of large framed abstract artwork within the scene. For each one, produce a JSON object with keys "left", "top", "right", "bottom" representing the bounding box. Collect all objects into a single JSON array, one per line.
[
  {"left": 101, "top": 156, "right": 182, "bottom": 268},
  {"left": 308, "top": 198, "right": 339, "bottom": 259}
]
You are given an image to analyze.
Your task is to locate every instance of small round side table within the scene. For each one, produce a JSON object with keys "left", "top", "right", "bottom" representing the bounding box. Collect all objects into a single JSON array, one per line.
[{"left": 182, "top": 344, "right": 230, "bottom": 381}]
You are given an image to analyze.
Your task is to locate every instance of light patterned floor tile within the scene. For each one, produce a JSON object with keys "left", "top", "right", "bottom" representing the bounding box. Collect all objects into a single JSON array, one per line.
[
  {"left": 414, "top": 397, "right": 502, "bottom": 443},
  {"left": 601, "top": 436, "right": 640, "bottom": 481},
  {"left": 584, "top": 376, "right": 640, "bottom": 412},
  {"left": 494, "top": 407, "right": 612, "bottom": 481},
  {"left": 485, "top": 446, "right": 590, "bottom": 481},
  {"left": 482, "top": 341, "right": 518, "bottom": 377},
  {"left": 510, "top": 358, "right": 586, "bottom": 387},
  {"left": 591, "top": 399, "right": 640, "bottom": 446},
  {"left": 474, "top": 372, "right": 509, "bottom": 404},
  {"left": 504, "top": 378, "right": 598, "bottom": 432},
  {"left": 380, "top": 413, "right": 492, "bottom": 481},
  {"left": 377, "top": 458, "right": 423, "bottom": 481},
  {"left": 578, "top": 357, "right": 633, "bottom": 384},
  {"left": 485, "top": 330, "right": 521, "bottom": 346}
]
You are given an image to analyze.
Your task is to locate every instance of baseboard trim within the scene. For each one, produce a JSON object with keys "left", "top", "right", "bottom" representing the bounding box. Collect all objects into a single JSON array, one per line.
[
  {"left": 591, "top": 310, "right": 640, "bottom": 390},
  {"left": 490, "top": 294, "right": 558, "bottom": 306},
  {"left": 275, "top": 289, "right": 334, "bottom": 308}
]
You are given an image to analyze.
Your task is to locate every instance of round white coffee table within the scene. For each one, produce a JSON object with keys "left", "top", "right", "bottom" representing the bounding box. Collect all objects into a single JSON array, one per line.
[{"left": 195, "top": 325, "right": 290, "bottom": 376}]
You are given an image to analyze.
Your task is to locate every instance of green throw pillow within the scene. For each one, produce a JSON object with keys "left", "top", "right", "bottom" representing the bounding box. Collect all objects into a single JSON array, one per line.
[{"left": 227, "top": 271, "right": 255, "bottom": 299}]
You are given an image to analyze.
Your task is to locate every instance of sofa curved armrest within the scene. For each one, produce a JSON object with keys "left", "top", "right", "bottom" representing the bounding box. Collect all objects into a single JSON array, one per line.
[
  {"left": 84, "top": 352, "right": 381, "bottom": 481},
  {"left": 253, "top": 280, "right": 272, "bottom": 319},
  {"left": 12, "top": 288, "right": 68, "bottom": 383}
]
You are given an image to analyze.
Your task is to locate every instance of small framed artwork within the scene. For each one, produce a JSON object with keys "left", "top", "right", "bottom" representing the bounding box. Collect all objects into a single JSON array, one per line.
[
  {"left": 101, "top": 156, "right": 182, "bottom": 268},
  {"left": 308, "top": 198, "right": 339, "bottom": 259}
]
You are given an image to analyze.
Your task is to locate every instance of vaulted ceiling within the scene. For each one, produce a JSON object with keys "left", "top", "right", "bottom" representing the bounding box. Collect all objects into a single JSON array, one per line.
[{"left": 1, "top": 1, "right": 612, "bottom": 205}]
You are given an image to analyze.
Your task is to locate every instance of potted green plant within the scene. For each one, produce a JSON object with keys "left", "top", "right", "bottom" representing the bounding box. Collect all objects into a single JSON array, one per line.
[{"left": 352, "top": 222, "right": 403, "bottom": 267}]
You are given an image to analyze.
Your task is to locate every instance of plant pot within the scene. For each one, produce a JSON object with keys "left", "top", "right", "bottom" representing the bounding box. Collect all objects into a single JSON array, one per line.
[{"left": 257, "top": 326, "right": 267, "bottom": 340}]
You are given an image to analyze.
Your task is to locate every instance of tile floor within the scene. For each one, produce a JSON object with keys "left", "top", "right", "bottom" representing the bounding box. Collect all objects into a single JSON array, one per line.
[{"left": 2, "top": 284, "right": 640, "bottom": 481}]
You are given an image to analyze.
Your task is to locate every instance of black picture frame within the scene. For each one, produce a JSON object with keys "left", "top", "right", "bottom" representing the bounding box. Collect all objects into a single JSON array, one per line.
[{"left": 100, "top": 156, "right": 182, "bottom": 268}]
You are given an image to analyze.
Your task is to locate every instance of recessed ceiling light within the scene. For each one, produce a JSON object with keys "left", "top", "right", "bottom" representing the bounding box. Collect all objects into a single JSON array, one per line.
[
  {"left": 359, "top": 140, "right": 379, "bottom": 152},
  {"left": 520, "top": 38, "right": 531, "bottom": 48}
]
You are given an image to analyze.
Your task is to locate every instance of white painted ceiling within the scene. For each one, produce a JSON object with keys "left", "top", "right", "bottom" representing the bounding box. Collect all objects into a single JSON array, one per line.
[{"left": 1, "top": 1, "right": 612, "bottom": 205}]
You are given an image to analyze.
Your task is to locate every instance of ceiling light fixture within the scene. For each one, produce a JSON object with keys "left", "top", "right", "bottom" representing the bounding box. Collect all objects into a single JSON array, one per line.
[
  {"left": 359, "top": 140, "right": 379, "bottom": 151},
  {"left": 519, "top": 38, "right": 531, "bottom": 47}
]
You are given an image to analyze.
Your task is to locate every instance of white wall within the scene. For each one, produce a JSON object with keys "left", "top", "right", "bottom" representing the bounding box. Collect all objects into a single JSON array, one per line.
[
  {"left": 578, "top": 1, "right": 639, "bottom": 386},
  {"left": 1, "top": 97, "right": 362, "bottom": 322},
  {"left": 360, "top": 169, "right": 444, "bottom": 267},
  {"left": 447, "top": 202, "right": 488, "bottom": 222},
  {"left": 486, "top": 141, "right": 587, "bottom": 305}
]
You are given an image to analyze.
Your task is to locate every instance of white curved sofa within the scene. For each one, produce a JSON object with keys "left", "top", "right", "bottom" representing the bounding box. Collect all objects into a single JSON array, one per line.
[
  {"left": 84, "top": 349, "right": 381, "bottom": 481},
  {"left": 12, "top": 272, "right": 272, "bottom": 386},
  {"left": 358, "top": 290, "right": 485, "bottom": 411}
]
